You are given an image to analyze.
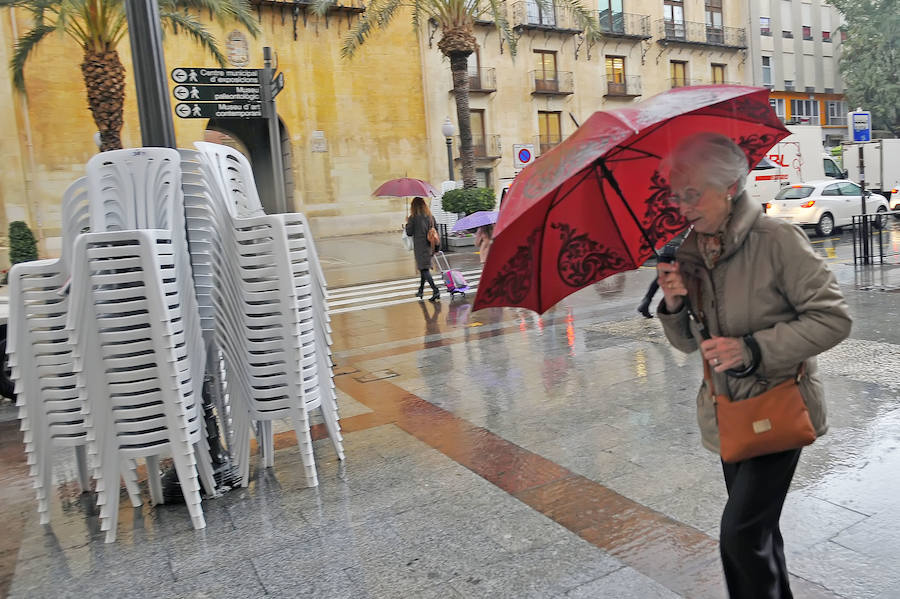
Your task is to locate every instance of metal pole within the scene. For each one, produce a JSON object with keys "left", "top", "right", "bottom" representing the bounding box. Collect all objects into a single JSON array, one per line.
[
  {"left": 124, "top": 0, "right": 175, "bottom": 148},
  {"left": 262, "top": 47, "right": 287, "bottom": 213},
  {"left": 445, "top": 137, "right": 454, "bottom": 181},
  {"left": 858, "top": 145, "right": 869, "bottom": 264}
]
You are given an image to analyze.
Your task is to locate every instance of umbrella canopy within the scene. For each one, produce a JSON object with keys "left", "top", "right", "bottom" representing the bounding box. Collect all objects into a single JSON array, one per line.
[
  {"left": 452, "top": 210, "right": 499, "bottom": 232},
  {"left": 373, "top": 178, "right": 439, "bottom": 198},
  {"left": 473, "top": 85, "right": 789, "bottom": 314}
]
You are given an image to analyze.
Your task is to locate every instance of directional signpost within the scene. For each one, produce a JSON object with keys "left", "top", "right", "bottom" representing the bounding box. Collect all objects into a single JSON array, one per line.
[{"left": 171, "top": 68, "right": 264, "bottom": 119}]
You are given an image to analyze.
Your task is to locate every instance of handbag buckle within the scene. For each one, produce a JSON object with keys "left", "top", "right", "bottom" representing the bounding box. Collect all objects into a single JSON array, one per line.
[{"left": 752, "top": 418, "right": 772, "bottom": 434}]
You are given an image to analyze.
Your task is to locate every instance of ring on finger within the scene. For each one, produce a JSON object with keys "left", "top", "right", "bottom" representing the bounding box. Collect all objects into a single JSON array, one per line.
[{"left": 713, "top": 358, "right": 719, "bottom": 366}]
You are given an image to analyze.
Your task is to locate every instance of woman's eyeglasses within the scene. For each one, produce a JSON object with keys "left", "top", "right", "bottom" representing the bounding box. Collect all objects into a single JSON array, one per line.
[{"left": 667, "top": 187, "right": 702, "bottom": 207}]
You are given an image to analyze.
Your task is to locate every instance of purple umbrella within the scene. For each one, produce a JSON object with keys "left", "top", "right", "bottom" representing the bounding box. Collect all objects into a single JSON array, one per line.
[
  {"left": 373, "top": 178, "right": 439, "bottom": 198},
  {"left": 451, "top": 210, "right": 499, "bottom": 232}
]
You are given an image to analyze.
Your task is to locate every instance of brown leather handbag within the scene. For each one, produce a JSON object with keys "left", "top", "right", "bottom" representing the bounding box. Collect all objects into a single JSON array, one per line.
[{"left": 705, "top": 362, "right": 817, "bottom": 463}]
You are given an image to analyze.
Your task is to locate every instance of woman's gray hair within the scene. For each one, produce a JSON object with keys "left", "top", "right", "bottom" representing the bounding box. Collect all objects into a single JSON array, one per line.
[{"left": 666, "top": 132, "right": 749, "bottom": 196}]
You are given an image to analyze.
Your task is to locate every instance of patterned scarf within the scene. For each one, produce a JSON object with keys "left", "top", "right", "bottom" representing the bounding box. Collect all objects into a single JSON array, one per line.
[{"left": 696, "top": 211, "right": 733, "bottom": 270}]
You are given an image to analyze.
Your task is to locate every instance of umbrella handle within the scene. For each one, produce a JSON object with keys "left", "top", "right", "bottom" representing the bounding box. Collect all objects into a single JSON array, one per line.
[{"left": 684, "top": 295, "right": 755, "bottom": 379}]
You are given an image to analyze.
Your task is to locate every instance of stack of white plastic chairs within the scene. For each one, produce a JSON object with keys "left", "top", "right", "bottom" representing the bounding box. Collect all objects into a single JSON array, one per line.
[
  {"left": 178, "top": 142, "right": 342, "bottom": 489},
  {"left": 65, "top": 148, "right": 215, "bottom": 542},
  {"left": 7, "top": 181, "right": 144, "bottom": 525}
]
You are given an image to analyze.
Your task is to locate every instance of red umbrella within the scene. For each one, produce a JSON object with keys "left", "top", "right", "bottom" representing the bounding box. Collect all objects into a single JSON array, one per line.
[
  {"left": 474, "top": 85, "right": 789, "bottom": 314},
  {"left": 373, "top": 178, "right": 439, "bottom": 198}
]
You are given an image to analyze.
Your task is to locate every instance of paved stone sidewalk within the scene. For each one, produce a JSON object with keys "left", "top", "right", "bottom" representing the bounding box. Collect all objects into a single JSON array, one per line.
[{"left": 4, "top": 229, "right": 900, "bottom": 597}]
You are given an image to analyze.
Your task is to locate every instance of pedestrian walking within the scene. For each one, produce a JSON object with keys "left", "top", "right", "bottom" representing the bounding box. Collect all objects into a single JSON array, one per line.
[
  {"left": 636, "top": 227, "right": 688, "bottom": 318},
  {"left": 406, "top": 196, "right": 441, "bottom": 302},
  {"left": 655, "top": 133, "right": 852, "bottom": 598},
  {"left": 474, "top": 224, "right": 493, "bottom": 264}
]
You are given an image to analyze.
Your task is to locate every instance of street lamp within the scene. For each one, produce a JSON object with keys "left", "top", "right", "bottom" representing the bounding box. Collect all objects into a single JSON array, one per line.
[{"left": 441, "top": 117, "right": 455, "bottom": 181}]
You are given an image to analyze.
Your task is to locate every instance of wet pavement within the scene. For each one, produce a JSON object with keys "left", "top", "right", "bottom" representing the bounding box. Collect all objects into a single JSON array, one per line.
[{"left": 3, "top": 224, "right": 900, "bottom": 597}]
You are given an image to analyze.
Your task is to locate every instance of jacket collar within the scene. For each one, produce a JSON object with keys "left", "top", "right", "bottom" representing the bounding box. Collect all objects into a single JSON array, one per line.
[{"left": 677, "top": 190, "right": 760, "bottom": 268}]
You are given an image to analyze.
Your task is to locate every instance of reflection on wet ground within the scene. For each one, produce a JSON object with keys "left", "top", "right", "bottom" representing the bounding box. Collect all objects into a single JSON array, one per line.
[{"left": 5, "top": 231, "right": 900, "bottom": 597}]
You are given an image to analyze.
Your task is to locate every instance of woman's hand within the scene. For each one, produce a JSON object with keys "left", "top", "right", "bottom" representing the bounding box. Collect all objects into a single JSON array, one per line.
[
  {"left": 657, "top": 261, "right": 687, "bottom": 313},
  {"left": 700, "top": 336, "right": 745, "bottom": 373}
]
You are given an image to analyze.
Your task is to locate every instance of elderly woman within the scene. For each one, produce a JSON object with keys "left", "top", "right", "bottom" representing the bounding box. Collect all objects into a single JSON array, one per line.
[{"left": 655, "top": 132, "right": 851, "bottom": 598}]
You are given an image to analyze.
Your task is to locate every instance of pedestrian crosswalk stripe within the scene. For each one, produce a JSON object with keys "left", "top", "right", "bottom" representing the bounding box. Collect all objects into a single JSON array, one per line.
[
  {"left": 327, "top": 268, "right": 482, "bottom": 299},
  {"left": 328, "top": 269, "right": 483, "bottom": 314}
]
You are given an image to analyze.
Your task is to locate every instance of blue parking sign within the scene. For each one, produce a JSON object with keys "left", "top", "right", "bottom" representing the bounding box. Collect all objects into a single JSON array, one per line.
[{"left": 850, "top": 111, "right": 871, "bottom": 142}]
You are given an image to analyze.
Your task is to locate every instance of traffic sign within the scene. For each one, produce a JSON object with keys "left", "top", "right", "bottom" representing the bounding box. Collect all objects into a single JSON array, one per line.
[
  {"left": 171, "top": 68, "right": 260, "bottom": 85},
  {"left": 173, "top": 84, "right": 261, "bottom": 102},
  {"left": 513, "top": 144, "right": 535, "bottom": 169},
  {"left": 848, "top": 110, "right": 871, "bottom": 142},
  {"left": 174, "top": 102, "right": 263, "bottom": 119},
  {"left": 271, "top": 72, "right": 285, "bottom": 98}
]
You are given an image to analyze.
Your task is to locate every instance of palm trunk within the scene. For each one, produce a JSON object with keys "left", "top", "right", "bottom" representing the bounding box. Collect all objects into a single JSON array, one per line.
[
  {"left": 81, "top": 49, "right": 126, "bottom": 152},
  {"left": 449, "top": 52, "right": 477, "bottom": 188}
]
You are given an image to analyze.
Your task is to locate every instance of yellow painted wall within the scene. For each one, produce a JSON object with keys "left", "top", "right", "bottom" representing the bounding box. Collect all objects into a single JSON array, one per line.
[{"left": 0, "top": 4, "right": 428, "bottom": 263}]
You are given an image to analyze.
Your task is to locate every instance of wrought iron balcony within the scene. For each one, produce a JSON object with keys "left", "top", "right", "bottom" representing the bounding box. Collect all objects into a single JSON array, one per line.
[
  {"left": 598, "top": 12, "right": 651, "bottom": 39},
  {"left": 604, "top": 76, "right": 642, "bottom": 98},
  {"left": 656, "top": 19, "right": 746, "bottom": 49},
  {"left": 251, "top": 0, "right": 365, "bottom": 12},
  {"left": 669, "top": 78, "right": 701, "bottom": 89},
  {"left": 530, "top": 71, "right": 574, "bottom": 95},
  {"left": 512, "top": 1, "right": 581, "bottom": 33},
  {"left": 464, "top": 68, "right": 497, "bottom": 93},
  {"left": 457, "top": 134, "right": 502, "bottom": 159},
  {"left": 534, "top": 134, "right": 562, "bottom": 155},
  {"left": 826, "top": 115, "right": 848, "bottom": 126}
]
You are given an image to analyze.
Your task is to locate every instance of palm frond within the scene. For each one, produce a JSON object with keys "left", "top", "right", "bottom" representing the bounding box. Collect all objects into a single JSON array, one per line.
[
  {"left": 556, "top": 0, "right": 600, "bottom": 42},
  {"left": 160, "top": 10, "right": 228, "bottom": 65},
  {"left": 310, "top": 0, "right": 334, "bottom": 18},
  {"left": 341, "top": 0, "right": 403, "bottom": 58},
  {"left": 161, "top": 0, "right": 260, "bottom": 37},
  {"left": 485, "top": 0, "right": 516, "bottom": 55},
  {"left": 10, "top": 24, "right": 57, "bottom": 92}
]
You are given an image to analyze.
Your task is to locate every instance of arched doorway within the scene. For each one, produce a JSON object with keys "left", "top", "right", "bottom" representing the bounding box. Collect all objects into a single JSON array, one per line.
[{"left": 204, "top": 117, "right": 295, "bottom": 214}]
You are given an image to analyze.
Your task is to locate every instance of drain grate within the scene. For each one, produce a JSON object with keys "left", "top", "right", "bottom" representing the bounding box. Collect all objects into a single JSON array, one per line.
[{"left": 354, "top": 369, "right": 399, "bottom": 383}]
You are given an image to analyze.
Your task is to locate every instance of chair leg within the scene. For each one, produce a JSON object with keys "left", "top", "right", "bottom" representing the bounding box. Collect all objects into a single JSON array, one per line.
[
  {"left": 121, "top": 458, "right": 143, "bottom": 508},
  {"left": 146, "top": 455, "right": 164, "bottom": 505},
  {"left": 193, "top": 440, "right": 217, "bottom": 497},
  {"left": 319, "top": 404, "right": 345, "bottom": 461},
  {"left": 75, "top": 444, "right": 92, "bottom": 494},
  {"left": 170, "top": 445, "right": 206, "bottom": 531},
  {"left": 290, "top": 407, "right": 318, "bottom": 488}
]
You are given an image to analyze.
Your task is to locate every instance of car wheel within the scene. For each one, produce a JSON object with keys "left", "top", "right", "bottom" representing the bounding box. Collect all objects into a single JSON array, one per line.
[
  {"left": 0, "top": 330, "right": 14, "bottom": 400},
  {"left": 874, "top": 206, "right": 888, "bottom": 229},
  {"left": 815, "top": 213, "right": 835, "bottom": 237}
]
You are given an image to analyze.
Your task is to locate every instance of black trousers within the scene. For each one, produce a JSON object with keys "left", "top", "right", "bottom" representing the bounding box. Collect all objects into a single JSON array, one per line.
[
  {"left": 418, "top": 268, "right": 438, "bottom": 294},
  {"left": 720, "top": 448, "right": 802, "bottom": 599}
]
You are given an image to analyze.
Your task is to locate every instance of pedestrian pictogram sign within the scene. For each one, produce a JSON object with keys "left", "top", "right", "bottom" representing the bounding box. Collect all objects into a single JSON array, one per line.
[
  {"left": 171, "top": 67, "right": 266, "bottom": 119},
  {"left": 513, "top": 144, "right": 535, "bottom": 169},
  {"left": 173, "top": 85, "right": 261, "bottom": 102},
  {"left": 175, "top": 102, "right": 263, "bottom": 119},
  {"left": 171, "top": 68, "right": 260, "bottom": 85}
]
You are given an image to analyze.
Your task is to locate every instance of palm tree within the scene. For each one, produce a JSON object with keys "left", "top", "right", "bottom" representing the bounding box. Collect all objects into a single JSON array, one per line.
[
  {"left": 315, "top": 0, "right": 599, "bottom": 188},
  {"left": 5, "top": 0, "right": 260, "bottom": 151}
]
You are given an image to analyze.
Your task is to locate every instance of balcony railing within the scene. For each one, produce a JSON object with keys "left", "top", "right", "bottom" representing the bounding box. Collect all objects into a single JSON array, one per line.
[
  {"left": 598, "top": 12, "right": 651, "bottom": 39},
  {"left": 467, "top": 68, "right": 497, "bottom": 93},
  {"left": 457, "top": 134, "right": 501, "bottom": 159},
  {"left": 656, "top": 19, "right": 746, "bottom": 49},
  {"left": 604, "top": 76, "right": 642, "bottom": 97},
  {"left": 826, "top": 116, "right": 847, "bottom": 126},
  {"left": 669, "top": 78, "right": 701, "bottom": 89},
  {"left": 512, "top": 1, "right": 581, "bottom": 32},
  {"left": 530, "top": 71, "right": 574, "bottom": 95},
  {"left": 534, "top": 134, "right": 562, "bottom": 155},
  {"left": 251, "top": 0, "right": 365, "bottom": 11}
]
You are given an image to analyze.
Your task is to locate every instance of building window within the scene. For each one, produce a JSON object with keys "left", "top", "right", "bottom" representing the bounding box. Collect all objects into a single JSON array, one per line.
[
  {"left": 606, "top": 56, "right": 626, "bottom": 94},
  {"left": 538, "top": 111, "right": 562, "bottom": 153},
  {"left": 802, "top": 26, "right": 812, "bottom": 40},
  {"left": 826, "top": 101, "right": 847, "bottom": 126},
  {"left": 762, "top": 56, "right": 772, "bottom": 87},
  {"left": 784, "top": 79, "right": 794, "bottom": 90},
  {"left": 822, "top": 30, "right": 831, "bottom": 42},
  {"left": 769, "top": 98, "right": 785, "bottom": 122},
  {"left": 711, "top": 64, "right": 726, "bottom": 84},
  {"left": 526, "top": 0, "right": 557, "bottom": 27},
  {"left": 664, "top": 0, "right": 685, "bottom": 39},
  {"left": 534, "top": 50, "right": 558, "bottom": 92},
  {"left": 470, "top": 109, "right": 486, "bottom": 157},
  {"left": 598, "top": 0, "right": 624, "bottom": 34},
  {"left": 705, "top": 0, "right": 723, "bottom": 44},
  {"left": 801, "top": 4, "right": 812, "bottom": 39},
  {"left": 475, "top": 168, "right": 493, "bottom": 188},
  {"left": 760, "top": 16, "right": 771, "bottom": 36},
  {"left": 782, "top": 30, "right": 794, "bottom": 38},
  {"left": 790, "top": 99, "right": 820, "bottom": 125},
  {"left": 780, "top": 0, "right": 792, "bottom": 38},
  {"left": 467, "top": 50, "right": 481, "bottom": 89},
  {"left": 840, "top": 29, "right": 847, "bottom": 42},
  {"left": 670, "top": 60, "right": 687, "bottom": 88}
]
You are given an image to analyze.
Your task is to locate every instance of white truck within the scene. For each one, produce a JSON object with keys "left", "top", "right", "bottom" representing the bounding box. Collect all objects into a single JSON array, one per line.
[
  {"left": 747, "top": 125, "right": 846, "bottom": 208},
  {"left": 842, "top": 139, "right": 900, "bottom": 210}
]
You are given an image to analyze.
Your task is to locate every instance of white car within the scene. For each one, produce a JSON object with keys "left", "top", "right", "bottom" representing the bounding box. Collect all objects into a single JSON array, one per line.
[{"left": 765, "top": 179, "right": 890, "bottom": 237}]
